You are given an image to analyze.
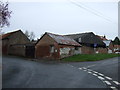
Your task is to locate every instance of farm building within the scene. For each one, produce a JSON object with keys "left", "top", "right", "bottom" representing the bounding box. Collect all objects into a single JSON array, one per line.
[
  {"left": 112, "top": 37, "right": 120, "bottom": 53},
  {"left": 97, "top": 35, "right": 114, "bottom": 53},
  {"left": 35, "top": 32, "right": 81, "bottom": 59},
  {"left": 103, "top": 40, "right": 114, "bottom": 53},
  {"left": 96, "top": 35, "right": 108, "bottom": 41},
  {"left": 65, "top": 32, "right": 107, "bottom": 54},
  {"left": 1, "top": 30, "right": 35, "bottom": 58}
]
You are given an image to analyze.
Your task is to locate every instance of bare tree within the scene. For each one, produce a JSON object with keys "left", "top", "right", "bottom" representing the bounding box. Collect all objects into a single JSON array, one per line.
[
  {"left": 29, "top": 31, "right": 35, "bottom": 41},
  {"left": 0, "top": 1, "right": 12, "bottom": 28},
  {"left": 24, "top": 30, "right": 35, "bottom": 41},
  {"left": 25, "top": 30, "right": 30, "bottom": 38}
]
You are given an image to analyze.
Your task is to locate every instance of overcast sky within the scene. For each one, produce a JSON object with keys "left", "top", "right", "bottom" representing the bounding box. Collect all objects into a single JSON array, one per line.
[{"left": 2, "top": 0, "right": 118, "bottom": 40}]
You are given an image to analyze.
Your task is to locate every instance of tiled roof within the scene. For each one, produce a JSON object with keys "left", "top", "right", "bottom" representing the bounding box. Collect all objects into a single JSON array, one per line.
[
  {"left": 96, "top": 35, "right": 108, "bottom": 40},
  {"left": 0, "top": 30, "right": 21, "bottom": 40},
  {"left": 47, "top": 32, "right": 81, "bottom": 46}
]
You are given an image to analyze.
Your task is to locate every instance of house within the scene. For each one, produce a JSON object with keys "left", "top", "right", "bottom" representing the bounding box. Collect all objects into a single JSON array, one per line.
[
  {"left": 35, "top": 32, "right": 81, "bottom": 59},
  {"left": 1, "top": 30, "right": 35, "bottom": 57},
  {"left": 103, "top": 40, "right": 114, "bottom": 53},
  {"left": 97, "top": 35, "right": 114, "bottom": 53},
  {"left": 112, "top": 37, "right": 120, "bottom": 53},
  {"left": 65, "top": 32, "right": 107, "bottom": 54}
]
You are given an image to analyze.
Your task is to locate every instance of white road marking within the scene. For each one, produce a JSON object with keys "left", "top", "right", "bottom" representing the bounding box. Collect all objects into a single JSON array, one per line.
[
  {"left": 87, "top": 64, "right": 96, "bottom": 68},
  {"left": 78, "top": 66, "right": 119, "bottom": 89},
  {"left": 93, "top": 71, "right": 98, "bottom": 74},
  {"left": 105, "top": 76, "right": 112, "bottom": 80},
  {"left": 98, "top": 73, "right": 104, "bottom": 76},
  {"left": 82, "top": 67, "right": 87, "bottom": 69},
  {"left": 87, "top": 69, "right": 93, "bottom": 71},
  {"left": 78, "top": 68, "right": 82, "bottom": 70},
  {"left": 93, "top": 74, "right": 98, "bottom": 76},
  {"left": 104, "top": 81, "right": 111, "bottom": 85},
  {"left": 110, "top": 86, "right": 118, "bottom": 90},
  {"left": 88, "top": 72, "right": 92, "bottom": 74},
  {"left": 83, "top": 69, "right": 87, "bottom": 71},
  {"left": 113, "top": 81, "right": 120, "bottom": 85},
  {"left": 97, "top": 76, "right": 105, "bottom": 80}
]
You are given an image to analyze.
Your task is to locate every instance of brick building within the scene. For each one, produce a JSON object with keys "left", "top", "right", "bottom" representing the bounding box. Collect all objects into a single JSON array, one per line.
[
  {"left": 65, "top": 32, "right": 107, "bottom": 54},
  {"left": 103, "top": 40, "right": 114, "bottom": 53},
  {"left": 112, "top": 37, "right": 120, "bottom": 53},
  {"left": 1, "top": 30, "right": 35, "bottom": 57},
  {"left": 35, "top": 32, "right": 81, "bottom": 59},
  {"left": 97, "top": 35, "right": 120, "bottom": 54}
]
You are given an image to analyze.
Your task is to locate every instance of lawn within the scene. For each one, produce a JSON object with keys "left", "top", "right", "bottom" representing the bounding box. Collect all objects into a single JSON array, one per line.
[{"left": 62, "top": 54, "right": 120, "bottom": 62}]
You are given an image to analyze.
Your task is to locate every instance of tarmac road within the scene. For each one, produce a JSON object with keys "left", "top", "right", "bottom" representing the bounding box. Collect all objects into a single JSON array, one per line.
[
  {"left": 2, "top": 56, "right": 119, "bottom": 89},
  {"left": 67, "top": 57, "right": 120, "bottom": 89}
]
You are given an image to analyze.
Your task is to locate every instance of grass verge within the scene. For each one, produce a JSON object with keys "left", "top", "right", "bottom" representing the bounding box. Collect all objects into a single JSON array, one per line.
[{"left": 62, "top": 54, "right": 120, "bottom": 62}]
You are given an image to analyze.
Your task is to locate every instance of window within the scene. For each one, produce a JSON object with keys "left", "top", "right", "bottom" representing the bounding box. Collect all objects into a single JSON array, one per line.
[{"left": 50, "top": 45, "right": 54, "bottom": 53}]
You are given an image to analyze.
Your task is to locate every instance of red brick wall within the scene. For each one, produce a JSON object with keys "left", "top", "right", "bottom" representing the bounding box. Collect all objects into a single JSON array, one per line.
[
  {"left": 35, "top": 34, "right": 81, "bottom": 59},
  {"left": 81, "top": 46, "right": 108, "bottom": 54},
  {"left": 113, "top": 45, "right": 120, "bottom": 49},
  {"left": 97, "top": 48, "right": 108, "bottom": 53},
  {"left": 36, "top": 45, "right": 50, "bottom": 58},
  {"left": 8, "top": 31, "right": 30, "bottom": 45},
  {"left": 35, "top": 44, "right": 77, "bottom": 59},
  {"left": 35, "top": 44, "right": 60, "bottom": 59},
  {"left": 2, "top": 31, "right": 30, "bottom": 55},
  {"left": 35, "top": 34, "right": 60, "bottom": 59},
  {"left": 81, "top": 46, "right": 94, "bottom": 54}
]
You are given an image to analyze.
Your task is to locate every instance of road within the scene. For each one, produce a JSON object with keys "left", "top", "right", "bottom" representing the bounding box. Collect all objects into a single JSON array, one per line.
[
  {"left": 2, "top": 56, "right": 120, "bottom": 89},
  {"left": 67, "top": 57, "right": 120, "bottom": 89}
]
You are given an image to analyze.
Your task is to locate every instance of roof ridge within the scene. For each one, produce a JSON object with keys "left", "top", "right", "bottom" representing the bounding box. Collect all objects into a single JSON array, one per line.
[
  {"left": 4, "top": 29, "right": 21, "bottom": 34},
  {"left": 1, "top": 29, "right": 21, "bottom": 39},
  {"left": 65, "top": 32, "right": 94, "bottom": 36},
  {"left": 46, "top": 32, "right": 64, "bottom": 36}
]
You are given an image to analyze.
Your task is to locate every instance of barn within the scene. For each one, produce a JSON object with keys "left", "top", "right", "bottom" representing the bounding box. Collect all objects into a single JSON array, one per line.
[
  {"left": 1, "top": 30, "right": 35, "bottom": 58},
  {"left": 35, "top": 32, "right": 81, "bottom": 59},
  {"left": 65, "top": 32, "right": 107, "bottom": 54}
]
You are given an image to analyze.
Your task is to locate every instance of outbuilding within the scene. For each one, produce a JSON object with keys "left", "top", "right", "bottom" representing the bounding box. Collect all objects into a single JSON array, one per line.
[
  {"left": 1, "top": 30, "right": 35, "bottom": 58},
  {"left": 35, "top": 32, "right": 81, "bottom": 59},
  {"left": 65, "top": 32, "right": 107, "bottom": 54}
]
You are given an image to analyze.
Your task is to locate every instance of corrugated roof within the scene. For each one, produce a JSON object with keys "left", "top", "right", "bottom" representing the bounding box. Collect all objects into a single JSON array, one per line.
[
  {"left": 47, "top": 32, "right": 81, "bottom": 46},
  {"left": 0, "top": 30, "right": 21, "bottom": 40}
]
